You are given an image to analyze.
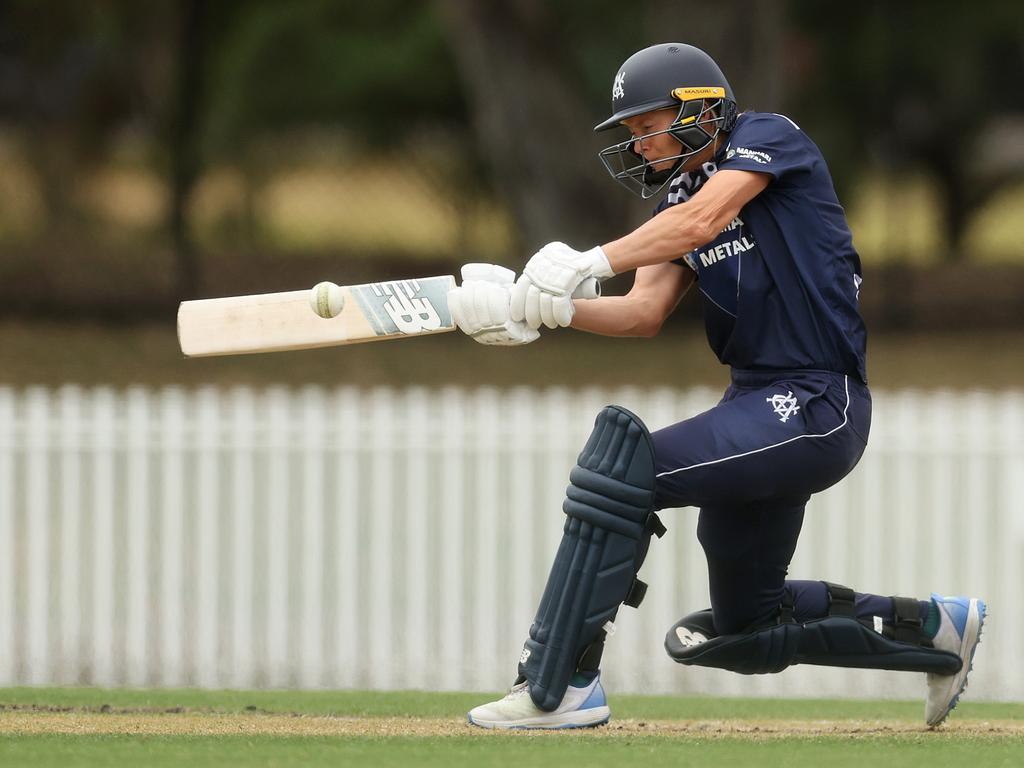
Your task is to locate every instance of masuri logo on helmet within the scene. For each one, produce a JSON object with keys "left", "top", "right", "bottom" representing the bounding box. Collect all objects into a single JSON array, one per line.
[{"left": 671, "top": 86, "right": 727, "bottom": 100}]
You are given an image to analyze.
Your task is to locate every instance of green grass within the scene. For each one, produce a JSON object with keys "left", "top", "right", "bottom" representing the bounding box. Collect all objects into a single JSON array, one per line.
[
  {"left": 1, "top": 688, "right": 1022, "bottom": 768},
  {"left": 3, "top": 733, "right": 1023, "bottom": 768},
  {"left": 1, "top": 686, "right": 1023, "bottom": 721}
]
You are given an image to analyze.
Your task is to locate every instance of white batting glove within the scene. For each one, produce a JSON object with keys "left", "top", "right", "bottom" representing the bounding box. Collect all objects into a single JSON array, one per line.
[
  {"left": 509, "top": 242, "right": 614, "bottom": 330},
  {"left": 447, "top": 264, "right": 540, "bottom": 346}
]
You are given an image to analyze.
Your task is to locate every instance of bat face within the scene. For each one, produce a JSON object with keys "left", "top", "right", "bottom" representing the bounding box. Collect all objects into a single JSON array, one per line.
[{"left": 177, "top": 275, "right": 456, "bottom": 357}]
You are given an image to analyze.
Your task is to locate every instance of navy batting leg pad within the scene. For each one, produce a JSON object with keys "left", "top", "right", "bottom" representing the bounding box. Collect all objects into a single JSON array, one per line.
[
  {"left": 518, "top": 406, "right": 662, "bottom": 712},
  {"left": 666, "top": 608, "right": 962, "bottom": 676}
]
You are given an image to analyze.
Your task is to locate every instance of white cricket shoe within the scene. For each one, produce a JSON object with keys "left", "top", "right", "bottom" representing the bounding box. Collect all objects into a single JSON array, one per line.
[
  {"left": 467, "top": 674, "right": 610, "bottom": 730},
  {"left": 925, "top": 594, "right": 986, "bottom": 727}
]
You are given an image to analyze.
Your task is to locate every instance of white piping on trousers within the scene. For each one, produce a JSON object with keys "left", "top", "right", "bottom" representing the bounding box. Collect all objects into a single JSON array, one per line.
[{"left": 656, "top": 375, "right": 850, "bottom": 478}]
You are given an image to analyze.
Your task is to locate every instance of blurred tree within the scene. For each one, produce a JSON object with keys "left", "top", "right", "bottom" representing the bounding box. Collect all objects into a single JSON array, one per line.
[
  {"left": 640, "top": 0, "right": 788, "bottom": 113},
  {"left": 166, "top": 0, "right": 470, "bottom": 294},
  {"left": 169, "top": 0, "right": 208, "bottom": 300},
  {"left": 0, "top": 0, "right": 169, "bottom": 227},
  {"left": 438, "top": 0, "right": 790, "bottom": 253},
  {"left": 439, "top": 0, "right": 636, "bottom": 251},
  {"left": 0, "top": 0, "right": 469, "bottom": 298},
  {"left": 791, "top": 0, "right": 1024, "bottom": 260},
  {"left": 2, "top": 0, "right": 1019, "bottom": 311},
  {"left": 200, "top": 0, "right": 464, "bottom": 151}
]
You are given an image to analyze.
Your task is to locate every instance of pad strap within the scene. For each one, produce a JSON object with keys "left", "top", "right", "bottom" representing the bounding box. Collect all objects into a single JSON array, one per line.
[
  {"left": 623, "top": 578, "right": 648, "bottom": 609},
  {"left": 825, "top": 582, "right": 857, "bottom": 617},
  {"left": 646, "top": 512, "right": 667, "bottom": 538},
  {"left": 891, "top": 596, "right": 926, "bottom": 645},
  {"left": 777, "top": 591, "right": 795, "bottom": 624},
  {"left": 577, "top": 638, "right": 604, "bottom": 673}
]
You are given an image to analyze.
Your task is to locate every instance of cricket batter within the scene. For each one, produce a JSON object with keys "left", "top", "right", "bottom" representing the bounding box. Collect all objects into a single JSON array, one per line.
[{"left": 447, "top": 43, "right": 985, "bottom": 729}]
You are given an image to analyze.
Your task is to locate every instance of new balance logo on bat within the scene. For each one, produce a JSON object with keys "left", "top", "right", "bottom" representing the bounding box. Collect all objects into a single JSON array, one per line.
[{"left": 354, "top": 279, "right": 449, "bottom": 335}]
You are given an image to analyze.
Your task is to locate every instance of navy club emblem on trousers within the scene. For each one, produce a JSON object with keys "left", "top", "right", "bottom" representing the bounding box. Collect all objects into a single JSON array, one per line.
[{"left": 766, "top": 390, "right": 800, "bottom": 423}]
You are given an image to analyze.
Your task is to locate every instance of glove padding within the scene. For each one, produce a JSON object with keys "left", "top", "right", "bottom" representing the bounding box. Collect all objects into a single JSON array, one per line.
[
  {"left": 447, "top": 264, "right": 540, "bottom": 346},
  {"left": 510, "top": 242, "right": 614, "bottom": 330}
]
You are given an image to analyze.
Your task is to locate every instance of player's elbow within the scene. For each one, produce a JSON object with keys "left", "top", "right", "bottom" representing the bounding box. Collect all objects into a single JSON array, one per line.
[
  {"left": 630, "top": 299, "right": 669, "bottom": 337},
  {"left": 635, "top": 319, "right": 664, "bottom": 338},
  {"left": 674, "top": 200, "right": 728, "bottom": 249},
  {"left": 689, "top": 214, "right": 723, "bottom": 249}
]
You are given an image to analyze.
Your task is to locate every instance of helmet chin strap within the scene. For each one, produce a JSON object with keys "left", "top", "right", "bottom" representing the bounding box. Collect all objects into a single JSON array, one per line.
[
  {"left": 642, "top": 157, "right": 683, "bottom": 187},
  {"left": 641, "top": 126, "right": 721, "bottom": 191}
]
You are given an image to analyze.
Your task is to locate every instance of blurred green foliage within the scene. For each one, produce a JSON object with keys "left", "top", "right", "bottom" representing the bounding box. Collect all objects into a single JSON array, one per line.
[
  {"left": 200, "top": 0, "right": 466, "bottom": 155},
  {"left": 0, "top": 0, "right": 1021, "bottom": 320},
  {"left": 791, "top": 0, "right": 1024, "bottom": 254}
]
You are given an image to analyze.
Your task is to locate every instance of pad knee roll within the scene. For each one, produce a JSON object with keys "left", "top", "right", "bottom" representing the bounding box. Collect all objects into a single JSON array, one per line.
[{"left": 519, "top": 405, "right": 663, "bottom": 711}]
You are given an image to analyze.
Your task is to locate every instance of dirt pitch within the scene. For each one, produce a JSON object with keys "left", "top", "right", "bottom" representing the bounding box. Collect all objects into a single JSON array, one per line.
[{"left": 1, "top": 707, "right": 1021, "bottom": 739}]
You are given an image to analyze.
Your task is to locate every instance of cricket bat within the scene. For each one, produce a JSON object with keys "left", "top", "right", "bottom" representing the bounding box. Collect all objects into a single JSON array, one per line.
[{"left": 177, "top": 275, "right": 599, "bottom": 357}]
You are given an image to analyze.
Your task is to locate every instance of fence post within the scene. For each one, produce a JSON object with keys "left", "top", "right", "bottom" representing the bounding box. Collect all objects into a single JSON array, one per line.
[
  {"left": 25, "top": 386, "right": 51, "bottom": 685},
  {"left": 367, "top": 388, "right": 395, "bottom": 690},
  {"left": 0, "top": 388, "right": 14, "bottom": 685},
  {"left": 158, "top": 387, "right": 186, "bottom": 686},
  {"left": 265, "top": 386, "right": 292, "bottom": 686},
  {"left": 194, "top": 386, "right": 221, "bottom": 687},
  {"left": 439, "top": 387, "right": 466, "bottom": 689},
  {"left": 333, "top": 387, "right": 361, "bottom": 688},
  {"left": 403, "top": 387, "right": 430, "bottom": 689},
  {"left": 58, "top": 385, "right": 85, "bottom": 684},
  {"left": 124, "top": 385, "right": 151, "bottom": 687},
  {"left": 300, "top": 385, "right": 326, "bottom": 688},
  {"left": 91, "top": 387, "right": 117, "bottom": 685},
  {"left": 229, "top": 386, "right": 256, "bottom": 688}
]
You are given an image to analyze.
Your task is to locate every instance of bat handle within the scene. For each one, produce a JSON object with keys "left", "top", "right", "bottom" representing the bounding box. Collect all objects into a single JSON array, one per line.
[{"left": 571, "top": 277, "right": 601, "bottom": 300}]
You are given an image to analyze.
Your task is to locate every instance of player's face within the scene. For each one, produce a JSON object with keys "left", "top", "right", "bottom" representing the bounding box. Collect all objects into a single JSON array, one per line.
[
  {"left": 599, "top": 100, "right": 726, "bottom": 198},
  {"left": 622, "top": 104, "right": 720, "bottom": 173},
  {"left": 622, "top": 109, "right": 680, "bottom": 171}
]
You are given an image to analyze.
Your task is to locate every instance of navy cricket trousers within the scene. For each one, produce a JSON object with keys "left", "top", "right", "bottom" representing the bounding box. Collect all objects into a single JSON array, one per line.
[{"left": 651, "top": 369, "right": 874, "bottom": 635}]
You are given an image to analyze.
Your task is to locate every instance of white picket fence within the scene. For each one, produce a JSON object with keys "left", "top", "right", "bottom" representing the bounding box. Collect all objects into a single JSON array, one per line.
[{"left": 0, "top": 385, "right": 1021, "bottom": 701}]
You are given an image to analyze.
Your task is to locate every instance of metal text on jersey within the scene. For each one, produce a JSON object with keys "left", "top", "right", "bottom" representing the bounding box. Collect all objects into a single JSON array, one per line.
[{"left": 766, "top": 391, "right": 801, "bottom": 423}]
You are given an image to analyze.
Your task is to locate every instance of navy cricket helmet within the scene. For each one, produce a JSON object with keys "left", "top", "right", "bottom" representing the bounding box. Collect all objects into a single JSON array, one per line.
[{"left": 595, "top": 43, "right": 738, "bottom": 198}]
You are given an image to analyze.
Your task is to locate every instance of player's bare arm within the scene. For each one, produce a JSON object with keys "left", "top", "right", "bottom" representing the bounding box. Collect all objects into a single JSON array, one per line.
[
  {"left": 601, "top": 169, "right": 769, "bottom": 272},
  {"left": 505, "top": 169, "right": 768, "bottom": 332},
  {"left": 570, "top": 261, "right": 694, "bottom": 337}
]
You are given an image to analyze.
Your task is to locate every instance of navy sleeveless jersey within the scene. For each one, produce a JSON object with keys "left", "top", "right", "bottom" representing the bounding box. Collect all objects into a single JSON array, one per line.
[{"left": 654, "top": 112, "right": 867, "bottom": 383}]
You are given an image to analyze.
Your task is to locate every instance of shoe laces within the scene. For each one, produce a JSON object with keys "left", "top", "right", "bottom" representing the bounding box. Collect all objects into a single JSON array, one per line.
[{"left": 502, "top": 680, "right": 530, "bottom": 701}]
